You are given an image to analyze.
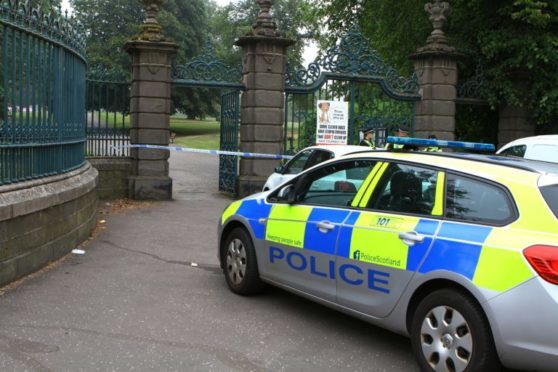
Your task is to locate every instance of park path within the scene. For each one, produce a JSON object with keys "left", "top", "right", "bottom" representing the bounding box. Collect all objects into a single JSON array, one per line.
[{"left": 0, "top": 152, "right": 421, "bottom": 372}]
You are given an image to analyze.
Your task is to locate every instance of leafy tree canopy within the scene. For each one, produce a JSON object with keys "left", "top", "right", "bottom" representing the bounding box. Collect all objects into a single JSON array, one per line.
[
  {"left": 71, "top": 0, "right": 208, "bottom": 74},
  {"left": 71, "top": 0, "right": 210, "bottom": 117},
  {"left": 207, "top": 0, "right": 319, "bottom": 68},
  {"left": 318, "top": 0, "right": 558, "bottom": 127}
]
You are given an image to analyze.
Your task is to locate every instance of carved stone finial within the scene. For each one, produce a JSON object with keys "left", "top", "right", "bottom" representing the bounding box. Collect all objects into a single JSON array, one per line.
[
  {"left": 250, "top": 0, "right": 281, "bottom": 37},
  {"left": 412, "top": 0, "right": 456, "bottom": 55},
  {"left": 425, "top": 0, "right": 450, "bottom": 35},
  {"left": 135, "top": 0, "right": 166, "bottom": 42}
]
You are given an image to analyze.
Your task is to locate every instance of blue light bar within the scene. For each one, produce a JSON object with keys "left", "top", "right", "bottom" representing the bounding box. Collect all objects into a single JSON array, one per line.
[{"left": 386, "top": 136, "right": 495, "bottom": 152}]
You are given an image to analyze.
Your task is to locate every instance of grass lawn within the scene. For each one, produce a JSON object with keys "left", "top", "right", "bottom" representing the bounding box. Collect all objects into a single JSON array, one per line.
[
  {"left": 170, "top": 117, "right": 220, "bottom": 150},
  {"left": 170, "top": 117, "right": 219, "bottom": 136},
  {"left": 94, "top": 112, "right": 221, "bottom": 150},
  {"left": 173, "top": 134, "right": 220, "bottom": 150}
]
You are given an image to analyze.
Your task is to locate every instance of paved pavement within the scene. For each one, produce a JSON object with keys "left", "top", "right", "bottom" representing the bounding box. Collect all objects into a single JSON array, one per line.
[{"left": 0, "top": 152, "right": 421, "bottom": 371}]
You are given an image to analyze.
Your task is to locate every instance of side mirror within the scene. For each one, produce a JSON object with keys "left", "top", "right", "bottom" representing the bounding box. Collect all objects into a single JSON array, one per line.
[
  {"left": 289, "top": 173, "right": 311, "bottom": 204},
  {"left": 277, "top": 185, "right": 294, "bottom": 202},
  {"left": 274, "top": 165, "right": 284, "bottom": 174}
]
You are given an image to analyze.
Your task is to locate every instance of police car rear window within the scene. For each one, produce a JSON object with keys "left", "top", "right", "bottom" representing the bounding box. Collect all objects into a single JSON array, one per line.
[
  {"left": 445, "top": 174, "right": 516, "bottom": 225},
  {"left": 540, "top": 185, "right": 558, "bottom": 219}
]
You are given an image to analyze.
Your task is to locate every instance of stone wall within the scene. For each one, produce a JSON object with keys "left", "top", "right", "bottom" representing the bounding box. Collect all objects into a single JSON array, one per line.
[
  {"left": 88, "top": 157, "right": 133, "bottom": 200},
  {"left": 0, "top": 163, "right": 98, "bottom": 287}
]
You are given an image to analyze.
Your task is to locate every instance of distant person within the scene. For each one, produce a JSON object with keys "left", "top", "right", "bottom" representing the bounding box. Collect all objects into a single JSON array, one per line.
[
  {"left": 425, "top": 134, "right": 442, "bottom": 152},
  {"left": 395, "top": 127, "right": 409, "bottom": 138},
  {"left": 318, "top": 102, "right": 331, "bottom": 123},
  {"left": 359, "top": 128, "right": 375, "bottom": 148},
  {"left": 385, "top": 127, "right": 410, "bottom": 150}
]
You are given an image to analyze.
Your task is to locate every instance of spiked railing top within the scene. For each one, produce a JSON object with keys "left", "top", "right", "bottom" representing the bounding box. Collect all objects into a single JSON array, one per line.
[{"left": 0, "top": 0, "right": 87, "bottom": 60}]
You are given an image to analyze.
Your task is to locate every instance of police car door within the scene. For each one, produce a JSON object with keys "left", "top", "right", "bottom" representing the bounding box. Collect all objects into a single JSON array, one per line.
[
  {"left": 264, "top": 159, "right": 378, "bottom": 302},
  {"left": 336, "top": 162, "right": 443, "bottom": 317}
]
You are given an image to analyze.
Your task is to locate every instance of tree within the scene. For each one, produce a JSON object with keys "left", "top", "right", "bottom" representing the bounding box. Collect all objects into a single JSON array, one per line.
[
  {"left": 71, "top": 0, "right": 211, "bottom": 117},
  {"left": 71, "top": 0, "right": 210, "bottom": 71},
  {"left": 70, "top": 0, "right": 142, "bottom": 75},
  {"left": 208, "top": 0, "right": 319, "bottom": 69},
  {"left": 318, "top": 0, "right": 558, "bottom": 132}
]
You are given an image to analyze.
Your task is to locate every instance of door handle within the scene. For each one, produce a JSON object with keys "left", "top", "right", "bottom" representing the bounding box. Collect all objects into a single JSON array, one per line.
[
  {"left": 317, "top": 221, "right": 335, "bottom": 233},
  {"left": 398, "top": 231, "right": 424, "bottom": 246}
]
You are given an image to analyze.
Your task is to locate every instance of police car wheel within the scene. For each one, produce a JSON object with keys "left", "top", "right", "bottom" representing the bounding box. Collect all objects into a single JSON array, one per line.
[
  {"left": 410, "top": 289, "right": 500, "bottom": 372},
  {"left": 222, "top": 228, "right": 264, "bottom": 296}
]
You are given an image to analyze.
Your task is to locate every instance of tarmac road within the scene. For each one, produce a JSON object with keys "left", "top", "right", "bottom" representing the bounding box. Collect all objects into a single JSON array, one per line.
[{"left": 0, "top": 152, "right": 424, "bottom": 371}]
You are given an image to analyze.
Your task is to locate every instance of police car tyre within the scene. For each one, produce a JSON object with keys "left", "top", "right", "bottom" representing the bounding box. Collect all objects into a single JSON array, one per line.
[
  {"left": 222, "top": 228, "right": 264, "bottom": 296},
  {"left": 410, "top": 289, "right": 500, "bottom": 372}
]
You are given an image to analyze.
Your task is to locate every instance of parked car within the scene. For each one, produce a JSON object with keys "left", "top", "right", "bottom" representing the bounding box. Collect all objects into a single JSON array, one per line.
[
  {"left": 219, "top": 138, "right": 558, "bottom": 371},
  {"left": 497, "top": 135, "right": 558, "bottom": 163},
  {"left": 263, "top": 145, "right": 373, "bottom": 191}
]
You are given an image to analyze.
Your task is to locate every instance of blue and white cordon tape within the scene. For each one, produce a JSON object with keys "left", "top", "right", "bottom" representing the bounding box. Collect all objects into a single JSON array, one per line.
[
  {"left": 386, "top": 136, "right": 496, "bottom": 152},
  {"left": 111, "top": 144, "right": 294, "bottom": 160}
]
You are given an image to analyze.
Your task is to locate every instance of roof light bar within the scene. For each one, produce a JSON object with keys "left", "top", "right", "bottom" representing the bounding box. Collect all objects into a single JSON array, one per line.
[{"left": 387, "top": 136, "right": 495, "bottom": 152}]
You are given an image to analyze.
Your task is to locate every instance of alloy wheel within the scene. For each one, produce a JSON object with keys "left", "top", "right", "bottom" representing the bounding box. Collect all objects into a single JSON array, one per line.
[
  {"left": 420, "top": 305, "right": 473, "bottom": 372},
  {"left": 226, "top": 238, "right": 247, "bottom": 285}
]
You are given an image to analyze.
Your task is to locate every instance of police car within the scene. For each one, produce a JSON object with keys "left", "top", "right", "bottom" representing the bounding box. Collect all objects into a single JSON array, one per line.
[{"left": 218, "top": 137, "right": 558, "bottom": 371}]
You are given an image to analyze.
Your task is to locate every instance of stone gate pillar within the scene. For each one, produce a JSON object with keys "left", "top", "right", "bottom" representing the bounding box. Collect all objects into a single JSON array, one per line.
[
  {"left": 498, "top": 105, "right": 534, "bottom": 149},
  {"left": 497, "top": 72, "right": 535, "bottom": 149},
  {"left": 410, "top": 0, "right": 460, "bottom": 140},
  {"left": 235, "top": 0, "right": 295, "bottom": 196},
  {"left": 124, "top": 0, "right": 178, "bottom": 200}
]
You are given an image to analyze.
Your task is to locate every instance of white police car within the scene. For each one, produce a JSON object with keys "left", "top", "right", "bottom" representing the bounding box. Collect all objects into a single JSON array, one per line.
[
  {"left": 219, "top": 137, "right": 558, "bottom": 371},
  {"left": 497, "top": 135, "right": 558, "bottom": 164},
  {"left": 263, "top": 145, "right": 371, "bottom": 191}
]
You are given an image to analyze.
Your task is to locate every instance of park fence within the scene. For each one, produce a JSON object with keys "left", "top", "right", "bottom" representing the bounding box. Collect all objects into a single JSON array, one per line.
[
  {"left": 85, "top": 67, "right": 130, "bottom": 157},
  {"left": 0, "top": 1, "right": 87, "bottom": 186}
]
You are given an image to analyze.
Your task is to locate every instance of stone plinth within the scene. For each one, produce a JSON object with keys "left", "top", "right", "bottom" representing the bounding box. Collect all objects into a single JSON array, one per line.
[
  {"left": 88, "top": 157, "right": 133, "bottom": 200},
  {"left": 124, "top": 40, "right": 178, "bottom": 200}
]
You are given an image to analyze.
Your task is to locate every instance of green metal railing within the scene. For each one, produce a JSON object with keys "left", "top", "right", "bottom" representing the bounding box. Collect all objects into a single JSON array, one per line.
[
  {"left": 0, "top": 1, "right": 87, "bottom": 185},
  {"left": 86, "top": 68, "right": 130, "bottom": 157}
]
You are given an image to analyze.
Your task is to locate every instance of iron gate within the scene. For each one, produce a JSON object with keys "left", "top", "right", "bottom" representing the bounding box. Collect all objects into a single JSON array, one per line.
[
  {"left": 172, "top": 40, "right": 243, "bottom": 194},
  {"left": 219, "top": 90, "right": 240, "bottom": 194},
  {"left": 455, "top": 66, "right": 496, "bottom": 143},
  {"left": 285, "top": 28, "right": 421, "bottom": 154}
]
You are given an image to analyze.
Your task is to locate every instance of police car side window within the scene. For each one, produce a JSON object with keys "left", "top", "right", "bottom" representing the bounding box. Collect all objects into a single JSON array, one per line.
[
  {"left": 445, "top": 174, "right": 515, "bottom": 224},
  {"left": 368, "top": 163, "right": 438, "bottom": 215},
  {"left": 296, "top": 160, "right": 377, "bottom": 207}
]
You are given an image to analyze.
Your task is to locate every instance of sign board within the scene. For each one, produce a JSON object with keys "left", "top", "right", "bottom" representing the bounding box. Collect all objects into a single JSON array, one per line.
[{"left": 316, "top": 100, "right": 349, "bottom": 145}]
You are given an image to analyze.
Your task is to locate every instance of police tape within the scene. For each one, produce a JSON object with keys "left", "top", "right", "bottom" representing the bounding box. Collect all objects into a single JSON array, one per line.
[{"left": 110, "top": 144, "right": 294, "bottom": 160}]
